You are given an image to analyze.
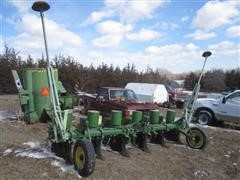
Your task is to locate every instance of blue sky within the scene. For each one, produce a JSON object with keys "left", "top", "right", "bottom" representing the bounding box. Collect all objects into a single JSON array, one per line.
[{"left": 0, "top": 0, "right": 239, "bottom": 73}]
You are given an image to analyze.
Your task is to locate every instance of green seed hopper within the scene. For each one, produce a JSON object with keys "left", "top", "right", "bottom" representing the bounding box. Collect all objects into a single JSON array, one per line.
[{"left": 12, "top": 68, "right": 74, "bottom": 123}]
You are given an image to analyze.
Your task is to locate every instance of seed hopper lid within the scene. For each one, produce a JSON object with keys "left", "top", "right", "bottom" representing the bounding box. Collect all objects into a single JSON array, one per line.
[
  {"left": 32, "top": 1, "right": 50, "bottom": 12},
  {"left": 202, "top": 51, "right": 212, "bottom": 58}
]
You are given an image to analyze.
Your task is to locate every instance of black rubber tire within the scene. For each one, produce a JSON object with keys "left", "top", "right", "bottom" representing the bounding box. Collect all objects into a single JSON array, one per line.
[
  {"left": 164, "top": 130, "right": 181, "bottom": 143},
  {"left": 109, "top": 136, "right": 122, "bottom": 151},
  {"left": 168, "top": 98, "right": 174, "bottom": 108},
  {"left": 186, "top": 127, "right": 208, "bottom": 150},
  {"left": 197, "top": 110, "right": 213, "bottom": 125},
  {"left": 176, "top": 101, "right": 184, "bottom": 109},
  {"left": 73, "top": 139, "right": 95, "bottom": 177},
  {"left": 163, "top": 102, "right": 170, "bottom": 108},
  {"left": 52, "top": 141, "right": 73, "bottom": 164}
]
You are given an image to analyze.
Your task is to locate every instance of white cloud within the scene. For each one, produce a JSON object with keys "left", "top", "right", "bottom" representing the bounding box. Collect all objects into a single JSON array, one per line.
[
  {"left": 84, "top": 43, "right": 202, "bottom": 72},
  {"left": 208, "top": 41, "right": 240, "bottom": 57},
  {"left": 208, "top": 41, "right": 235, "bottom": 50},
  {"left": 8, "top": 0, "right": 33, "bottom": 13},
  {"left": 181, "top": 16, "right": 189, "bottom": 22},
  {"left": 126, "top": 28, "right": 161, "bottom": 41},
  {"left": 185, "top": 30, "right": 217, "bottom": 40},
  {"left": 157, "top": 22, "right": 179, "bottom": 31},
  {"left": 145, "top": 43, "right": 202, "bottom": 67},
  {"left": 92, "top": 34, "right": 122, "bottom": 48},
  {"left": 84, "top": 0, "right": 169, "bottom": 25},
  {"left": 93, "top": 20, "right": 133, "bottom": 47},
  {"left": 146, "top": 44, "right": 184, "bottom": 55},
  {"left": 5, "top": 17, "right": 15, "bottom": 25},
  {"left": 0, "top": 35, "right": 4, "bottom": 53},
  {"left": 6, "top": 3, "right": 83, "bottom": 58},
  {"left": 82, "top": 10, "right": 113, "bottom": 25},
  {"left": 192, "top": 1, "right": 240, "bottom": 30},
  {"left": 87, "top": 51, "right": 106, "bottom": 62},
  {"left": 84, "top": 41, "right": 238, "bottom": 73},
  {"left": 226, "top": 25, "right": 240, "bottom": 38},
  {"left": 96, "top": 20, "right": 133, "bottom": 34},
  {"left": 117, "top": 0, "right": 169, "bottom": 23},
  {"left": 185, "top": 43, "right": 199, "bottom": 51}
]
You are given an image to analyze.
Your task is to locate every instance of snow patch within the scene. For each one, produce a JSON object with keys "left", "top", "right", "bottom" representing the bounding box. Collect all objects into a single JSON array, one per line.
[
  {"left": 0, "top": 111, "right": 23, "bottom": 121},
  {"left": 16, "top": 149, "right": 54, "bottom": 159},
  {"left": 51, "top": 160, "right": 82, "bottom": 179},
  {"left": 101, "top": 143, "right": 133, "bottom": 153},
  {"left": 23, "top": 141, "right": 41, "bottom": 149},
  {"left": 200, "top": 125, "right": 240, "bottom": 134},
  {"left": 14, "top": 149, "right": 24, "bottom": 154},
  {"left": 221, "top": 128, "right": 240, "bottom": 134},
  {"left": 233, "top": 163, "right": 237, "bottom": 166},
  {"left": 172, "top": 143, "right": 200, "bottom": 151},
  {"left": 13, "top": 142, "right": 81, "bottom": 178},
  {"left": 224, "top": 151, "right": 233, "bottom": 158},
  {"left": 126, "top": 144, "right": 133, "bottom": 149},
  {"left": 3, "top": 148, "right": 13, "bottom": 156},
  {"left": 224, "top": 154, "right": 230, "bottom": 158},
  {"left": 193, "top": 170, "right": 208, "bottom": 179}
]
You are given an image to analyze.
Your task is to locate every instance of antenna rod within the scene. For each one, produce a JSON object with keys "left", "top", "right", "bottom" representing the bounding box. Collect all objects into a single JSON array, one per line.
[
  {"left": 32, "top": 1, "right": 50, "bottom": 65},
  {"left": 198, "top": 51, "right": 212, "bottom": 85},
  {"left": 40, "top": 11, "right": 50, "bottom": 65}
]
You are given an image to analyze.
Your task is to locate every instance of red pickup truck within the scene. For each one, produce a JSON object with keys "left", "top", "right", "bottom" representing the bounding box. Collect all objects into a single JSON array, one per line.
[{"left": 79, "top": 87, "right": 158, "bottom": 117}]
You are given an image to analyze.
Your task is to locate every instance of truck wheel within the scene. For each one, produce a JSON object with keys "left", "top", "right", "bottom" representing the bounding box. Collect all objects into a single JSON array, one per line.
[
  {"left": 168, "top": 98, "right": 174, "bottom": 108},
  {"left": 163, "top": 102, "right": 170, "bottom": 108},
  {"left": 197, "top": 110, "right": 213, "bottom": 125},
  {"left": 176, "top": 101, "right": 184, "bottom": 109},
  {"left": 186, "top": 127, "right": 208, "bottom": 150},
  {"left": 73, "top": 139, "right": 95, "bottom": 177}
]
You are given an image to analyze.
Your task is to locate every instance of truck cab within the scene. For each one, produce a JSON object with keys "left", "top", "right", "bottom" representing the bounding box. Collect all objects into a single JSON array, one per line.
[
  {"left": 194, "top": 90, "right": 240, "bottom": 125},
  {"left": 82, "top": 87, "right": 158, "bottom": 117}
]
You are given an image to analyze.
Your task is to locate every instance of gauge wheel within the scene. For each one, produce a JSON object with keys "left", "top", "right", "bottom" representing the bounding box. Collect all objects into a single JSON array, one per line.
[
  {"left": 186, "top": 127, "right": 208, "bottom": 150},
  {"left": 197, "top": 110, "right": 213, "bottom": 125},
  {"left": 73, "top": 139, "right": 95, "bottom": 177}
]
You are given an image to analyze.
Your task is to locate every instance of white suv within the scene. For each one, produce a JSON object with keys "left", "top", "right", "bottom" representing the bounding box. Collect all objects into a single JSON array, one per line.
[{"left": 194, "top": 90, "right": 240, "bottom": 125}]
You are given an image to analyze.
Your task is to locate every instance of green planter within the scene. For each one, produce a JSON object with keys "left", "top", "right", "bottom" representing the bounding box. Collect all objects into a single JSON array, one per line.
[
  {"left": 132, "top": 111, "right": 143, "bottom": 124},
  {"left": 166, "top": 109, "right": 176, "bottom": 123},
  {"left": 159, "top": 115, "right": 164, "bottom": 123},
  {"left": 111, "top": 110, "right": 122, "bottom": 127},
  {"left": 150, "top": 110, "right": 160, "bottom": 124},
  {"left": 87, "top": 110, "right": 99, "bottom": 128}
]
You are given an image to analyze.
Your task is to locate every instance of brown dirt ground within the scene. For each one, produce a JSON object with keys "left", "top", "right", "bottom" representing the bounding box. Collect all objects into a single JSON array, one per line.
[
  {"left": 0, "top": 96, "right": 239, "bottom": 180},
  {"left": 1, "top": 120, "right": 240, "bottom": 180}
]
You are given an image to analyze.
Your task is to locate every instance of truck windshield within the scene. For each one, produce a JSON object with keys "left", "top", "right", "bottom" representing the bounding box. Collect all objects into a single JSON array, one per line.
[{"left": 110, "top": 89, "right": 137, "bottom": 100}]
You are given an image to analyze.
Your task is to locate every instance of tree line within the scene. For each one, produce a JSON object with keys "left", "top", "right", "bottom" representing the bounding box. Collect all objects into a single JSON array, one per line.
[
  {"left": 0, "top": 46, "right": 239, "bottom": 95},
  {"left": 184, "top": 68, "right": 240, "bottom": 92}
]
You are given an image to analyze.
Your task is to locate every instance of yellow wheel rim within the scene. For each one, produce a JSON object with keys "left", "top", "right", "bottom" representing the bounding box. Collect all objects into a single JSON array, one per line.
[
  {"left": 75, "top": 146, "right": 85, "bottom": 169},
  {"left": 190, "top": 130, "right": 203, "bottom": 147}
]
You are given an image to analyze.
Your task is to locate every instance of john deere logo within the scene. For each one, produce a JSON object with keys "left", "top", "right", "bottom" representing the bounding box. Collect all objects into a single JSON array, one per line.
[{"left": 41, "top": 87, "right": 50, "bottom": 96}]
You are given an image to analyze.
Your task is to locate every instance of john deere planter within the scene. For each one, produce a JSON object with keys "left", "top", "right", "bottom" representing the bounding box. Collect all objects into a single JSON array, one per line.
[{"left": 11, "top": 1, "right": 211, "bottom": 177}]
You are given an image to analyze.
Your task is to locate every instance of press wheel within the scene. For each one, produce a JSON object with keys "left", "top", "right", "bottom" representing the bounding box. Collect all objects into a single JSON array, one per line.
[
  {"left": 73, "top": 139, "right": 95, "bottom": 177},
  {"left": 186, "top": 127, "right": 208, "bottom": 150}
]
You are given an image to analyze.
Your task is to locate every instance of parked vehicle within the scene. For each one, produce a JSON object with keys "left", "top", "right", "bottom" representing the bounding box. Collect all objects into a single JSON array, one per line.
[
  {"left": 165, "top": 85, "right": 189, "bottom": 108},
  {"left": 174, "top": 90, "right": 190, "bottom": 108},
  {"left": 79, "top": 87, "right": 158, "bottom": 117},
  {"left": 125, "top": 83, "right": 169, "bottom": 107},
  {"left": 194, "top": 90, "right": 240, "bottom": 125},
  {"left": 165, "top": 85, "right": 176, "bottom": 107}
]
